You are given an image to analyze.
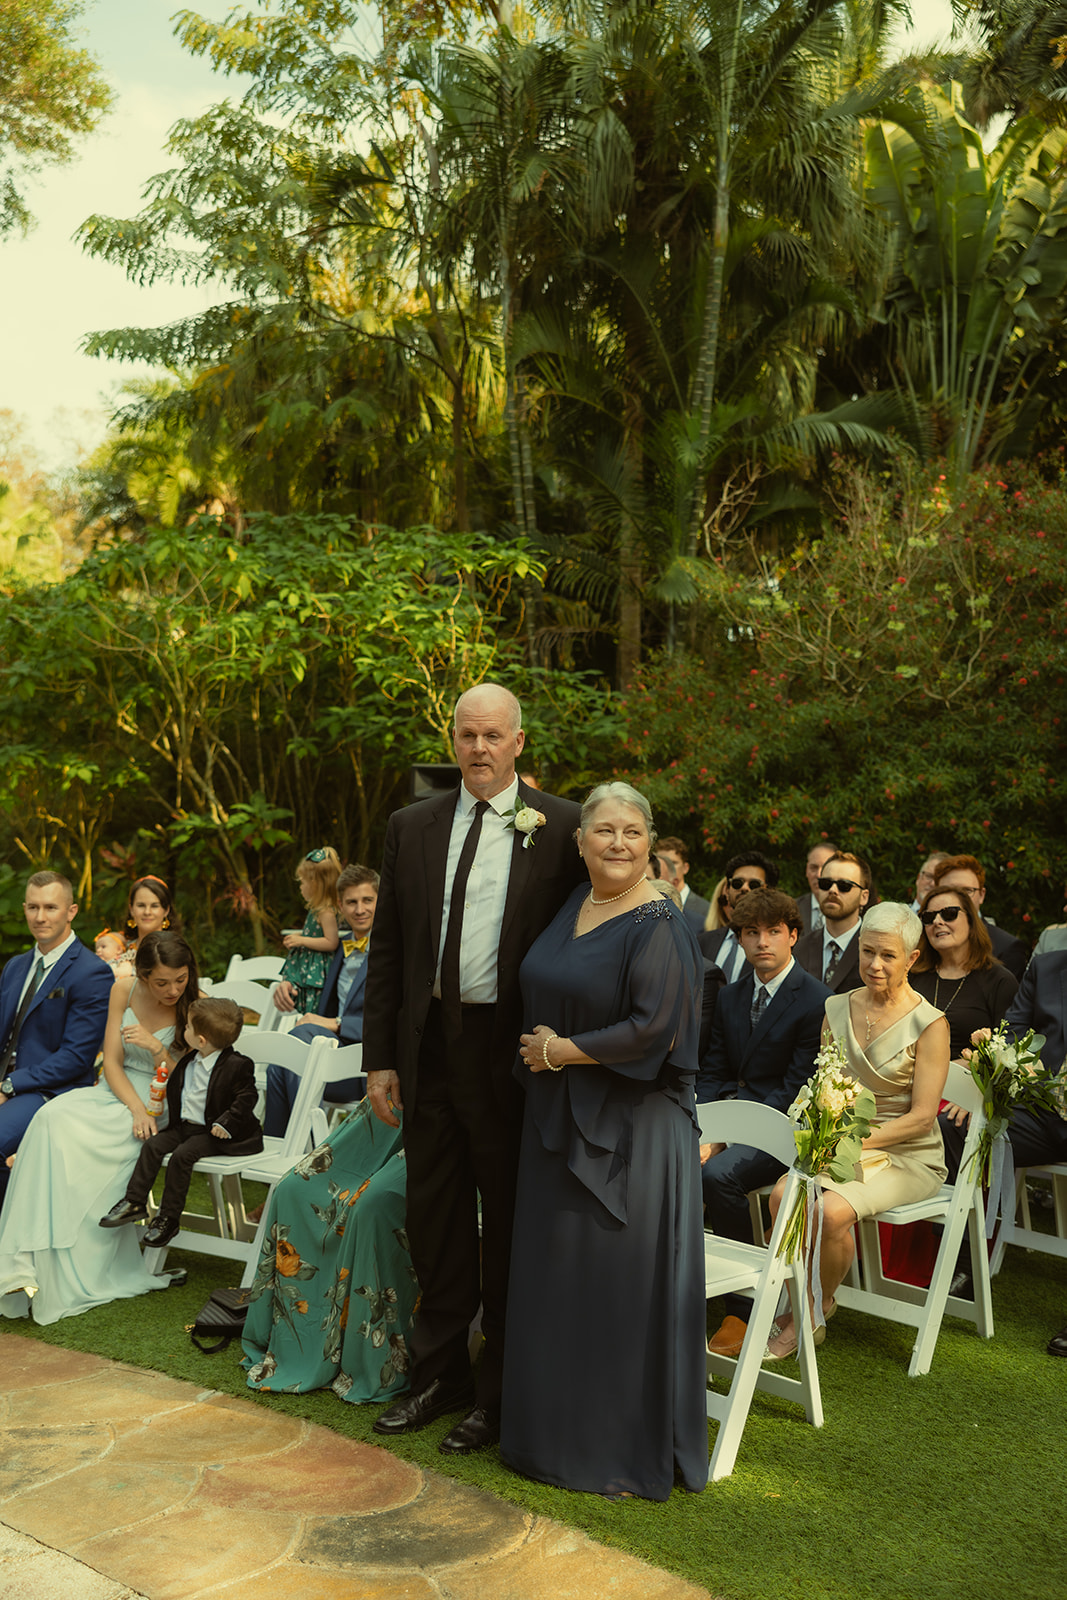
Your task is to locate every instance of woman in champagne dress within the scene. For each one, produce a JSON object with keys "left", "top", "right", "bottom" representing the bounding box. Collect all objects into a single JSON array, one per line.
[
  {"left": 765, "top": 902, "right": 949, "bottom": 1359},
  {"left": 0, "top": 932, "right": 198, "bottom": 1324}
]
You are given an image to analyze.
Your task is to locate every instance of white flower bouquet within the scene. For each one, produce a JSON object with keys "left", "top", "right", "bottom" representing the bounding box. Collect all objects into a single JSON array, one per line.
[
  {"left": 777, "top": 1040, "right": 876, "bottom": 1265},
  {"left": 961, "top": 1024, "right": 1053, "bottom": 1193}
]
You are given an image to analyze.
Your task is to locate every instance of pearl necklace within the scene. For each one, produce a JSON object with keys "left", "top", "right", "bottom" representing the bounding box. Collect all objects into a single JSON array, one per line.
[{"left": 588, "top": 878, "right": 645, "bottom": 906}]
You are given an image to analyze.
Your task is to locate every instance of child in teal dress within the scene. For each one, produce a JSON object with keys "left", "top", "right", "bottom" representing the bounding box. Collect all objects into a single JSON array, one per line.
[{"left": 279, "top": 847, "right": 341, "bottom": 1012}]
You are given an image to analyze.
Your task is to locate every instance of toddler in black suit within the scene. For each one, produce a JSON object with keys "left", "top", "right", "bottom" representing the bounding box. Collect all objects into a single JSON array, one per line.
[{"left": 99, "top": 996, "right": 263, "bottom": 1247}]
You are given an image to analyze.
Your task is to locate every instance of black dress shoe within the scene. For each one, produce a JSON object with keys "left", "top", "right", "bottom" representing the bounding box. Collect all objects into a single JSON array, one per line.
[
  {"left": 99, "top": 1198, "right": 149, "bottom": 1229},
  {"left": 949, "top": 1269, "right": 974, "bottom": 1300},
  {"left": 372, "top": 1379, "right": 475, "bottom": 1436},
  {"left": 1047, "top": 1323, "right": 1067, "bottom": 1357},
  {"left": 141, "top": 1215, "right": 180, "bottom": 1248},
  {"left": 438, "top": 1406, "right": 500, "bottom": 1455}
]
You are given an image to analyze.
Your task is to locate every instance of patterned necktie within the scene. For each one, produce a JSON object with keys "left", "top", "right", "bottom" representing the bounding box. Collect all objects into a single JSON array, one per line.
[
  {"left": 0, "top": 955, "right": 45, "bottom": 1075},
  {"left": 823, "top": 940, "right": 841, "bottom": 986},
  {"left": 440, "top": 800, "right": 489, "bottom": 1040},
  {"left": 750, "top": 983, "right": 767, "bottom": 1031}
]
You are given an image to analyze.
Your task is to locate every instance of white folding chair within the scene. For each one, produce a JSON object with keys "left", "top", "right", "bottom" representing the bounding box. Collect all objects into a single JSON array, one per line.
[
  {"left": 990, "top": 1160, "right": 1067, "bottom": 1273},
  {"left": 225, "top": 953, "right": 286, "bottom": 984},
  {"left": 142, "top": 1031, "right": 341, "bottom": 1274},
  {"left": 204, "top": 978, "right": 276, "bottom": 1024},
  {"left": 699, "top": 1100, "right": 822, "bottom": 1481},
  {"left": 235, "top": 1042, "right": 369, "bottom": 1287},
  {"left": 834, "top": 1060, "right": 992, "bottom": 1376}
]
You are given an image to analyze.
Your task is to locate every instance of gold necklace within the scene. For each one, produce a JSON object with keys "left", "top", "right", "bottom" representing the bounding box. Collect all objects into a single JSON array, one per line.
[
  {"left": 588, "top": 878, "right": 645, "bottom": 906},
  {"left": 933, "top": 971, "right": 968, "bottom": 1012},
  {"left": 864, "top": 993, "right": 905, "bottom": 1044}
]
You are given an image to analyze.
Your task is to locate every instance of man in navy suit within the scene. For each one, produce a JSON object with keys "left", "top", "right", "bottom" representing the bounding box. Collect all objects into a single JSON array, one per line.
[
  {"left": 0, "top": 870, "right": 112, "bottom": 1206},
  {"left": 697, "top": 887, "right": 829, "bottom": 1355},
  {"left": 263, "top": 864, "right": 379, "bottom": 1136}
]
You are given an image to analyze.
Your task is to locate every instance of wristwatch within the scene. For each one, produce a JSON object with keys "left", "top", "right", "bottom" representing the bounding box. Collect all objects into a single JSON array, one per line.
[{"left": 0, "top": 1078, "right": 14, "bottom": 1097}]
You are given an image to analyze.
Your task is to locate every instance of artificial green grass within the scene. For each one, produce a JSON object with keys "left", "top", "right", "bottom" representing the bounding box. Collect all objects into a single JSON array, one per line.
[{"left": 5, "top": 1227, "right": 1066, "bottom": 1600}]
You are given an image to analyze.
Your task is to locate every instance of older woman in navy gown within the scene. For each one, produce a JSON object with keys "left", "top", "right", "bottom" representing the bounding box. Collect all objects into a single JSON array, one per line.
[{"left": 500, "top": 782, "right": 708, "bottom": 1501}]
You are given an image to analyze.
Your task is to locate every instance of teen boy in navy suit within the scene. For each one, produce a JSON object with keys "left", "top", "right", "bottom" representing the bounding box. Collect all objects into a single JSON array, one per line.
[
  {"left": 697, "top": 887, "right": 829, "bottom": 1356},
  {"left": 0, "top": 871, "right": 112, "bottom": 1206},
  {"left": 263, "top": 865, "right": 379, "bottom": 1136}
]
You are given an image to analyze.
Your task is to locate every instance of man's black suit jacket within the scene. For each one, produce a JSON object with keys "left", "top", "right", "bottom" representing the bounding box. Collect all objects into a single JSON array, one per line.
[
  {"left": 696, "top": 962, "right": 830, "bottom": 1114},
  {"left": 794, "top": 926, "right": 861, "bottom": 994},
  {"left": 164, "top": 1044, "right": 261, "bottom": 1141},
  {"left": 362, "top": 781, "right": 586, "bottom": 1115},
  {"left": 985, "top": 920, "right": 1029, "bottom": 982},
  {"left": 1002, "top": 950, "right": 1067, "bottom": 1073}
]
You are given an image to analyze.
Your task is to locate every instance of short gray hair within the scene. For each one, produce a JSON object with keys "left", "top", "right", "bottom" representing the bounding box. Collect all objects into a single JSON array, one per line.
[
  {"left": 578, "top": 782, "right": 657, "bottom": 847},
  {"left": 861, "top": 901, "right": 922, "bottom": 953},
  {"left": 452, "top": 683, "right": 522, "bottom": 733}
]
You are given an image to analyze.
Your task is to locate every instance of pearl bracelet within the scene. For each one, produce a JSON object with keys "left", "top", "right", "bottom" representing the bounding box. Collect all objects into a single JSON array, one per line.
[{"left": 542, "top": 1031, "right": 562, "bottom": 1071}]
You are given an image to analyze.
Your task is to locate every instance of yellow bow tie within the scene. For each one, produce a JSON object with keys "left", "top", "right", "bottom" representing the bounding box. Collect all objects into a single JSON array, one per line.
[{"left": 343, "top": 936, "right": 369, "bottom": 956}]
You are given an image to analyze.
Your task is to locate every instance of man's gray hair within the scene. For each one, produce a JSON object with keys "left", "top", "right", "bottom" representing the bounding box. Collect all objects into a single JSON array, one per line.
[
  {"left": 579, "top": 782, "right": 657, "bottom": 846},
  {"left": 862, "top": 900, "right": 922, "bottom": 953},
  {"left": 452, "top": 683, "right": 522, "bottom": 733}
]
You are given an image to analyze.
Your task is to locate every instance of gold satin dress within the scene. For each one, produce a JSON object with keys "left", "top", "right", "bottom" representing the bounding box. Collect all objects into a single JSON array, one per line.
[{"left": 817, "top": 991, "right": 947, "bottom": 1220}]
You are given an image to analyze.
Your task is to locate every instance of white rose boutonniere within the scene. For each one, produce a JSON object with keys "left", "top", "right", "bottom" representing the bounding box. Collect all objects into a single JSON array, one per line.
[{"left": 508, "top": 801, "right": 547, "bottom": 849}]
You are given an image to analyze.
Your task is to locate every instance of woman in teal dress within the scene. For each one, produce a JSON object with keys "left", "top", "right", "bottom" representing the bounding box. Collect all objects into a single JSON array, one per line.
[{"left": 242, "top": 1098, "right": 417, "bottom": 1403}]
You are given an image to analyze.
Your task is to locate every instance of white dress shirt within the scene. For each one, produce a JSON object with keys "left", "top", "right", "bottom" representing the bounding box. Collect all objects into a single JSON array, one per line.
[
  {"left": 718, "top": 929, "right": 747, "bottom": 984},
  {"left": 17, "top": 930, "right": 77, "bottom": 1009},
  {"left": 434, "top": 777, "right": 519, "bottom": 1004},
  {"left": 181, "top": 1048, "right": 220, "bottom": 1124},
  {"left": 750, "top": 956, "right": 795, "bottom": 1013}
]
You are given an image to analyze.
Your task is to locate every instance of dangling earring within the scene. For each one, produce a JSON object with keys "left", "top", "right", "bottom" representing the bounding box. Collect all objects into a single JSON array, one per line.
[{"left": 161, "top": 916, "right": 170, "bottom": 929}]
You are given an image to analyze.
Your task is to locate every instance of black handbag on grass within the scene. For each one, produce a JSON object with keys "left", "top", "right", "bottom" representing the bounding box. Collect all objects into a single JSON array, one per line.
[{"left": 189, "top": 1286, "right": 253, "bottom": 1353}]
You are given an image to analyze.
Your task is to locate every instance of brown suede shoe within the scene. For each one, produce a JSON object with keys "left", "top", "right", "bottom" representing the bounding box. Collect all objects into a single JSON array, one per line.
[{"left": 707, "top": 1315, "right": 749, "bottom": 1357}]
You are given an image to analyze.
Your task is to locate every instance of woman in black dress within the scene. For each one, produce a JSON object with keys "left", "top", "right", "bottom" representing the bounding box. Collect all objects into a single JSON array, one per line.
[
  {"left": 910, "top": 888, "right": 1018, "bottom": 1056},
  {"left": 500, "top": 782, "right": 708, "bottom": 1501}
]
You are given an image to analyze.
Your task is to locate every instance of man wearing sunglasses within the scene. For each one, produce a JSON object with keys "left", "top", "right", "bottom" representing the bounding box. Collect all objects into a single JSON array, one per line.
[
  {"left": 794, "top": 852, "right": 871, "bottom": 993},
  {"left": 932, "top": 855, "right": 1029, "bottom": 980},
  {"left": 698, "top": 851, "right": 779, "bottom": 983}
]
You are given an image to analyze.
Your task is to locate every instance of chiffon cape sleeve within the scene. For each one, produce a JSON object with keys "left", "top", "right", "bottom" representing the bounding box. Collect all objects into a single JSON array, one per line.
[{"left": 518, "top": 899, "right": 703, "bottom": 1223}]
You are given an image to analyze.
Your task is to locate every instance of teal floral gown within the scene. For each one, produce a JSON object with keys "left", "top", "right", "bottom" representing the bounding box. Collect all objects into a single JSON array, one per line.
[
  {"left": 279, "top": 910, "right": 332, "bottom": 1012},
  {"left": 241, "top": 1099, "right": 417, "bottom": 1403}
]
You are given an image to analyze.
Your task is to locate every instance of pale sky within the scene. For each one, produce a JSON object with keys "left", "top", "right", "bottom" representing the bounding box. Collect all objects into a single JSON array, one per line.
[{"left": 1, "top": 0, "right": 958, "bottom": 474}]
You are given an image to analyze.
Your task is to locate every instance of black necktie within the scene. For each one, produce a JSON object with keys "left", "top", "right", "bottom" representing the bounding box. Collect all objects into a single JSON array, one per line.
[
  {"left": 440, "top": 801, "right": 489, "bottom": 1041},
  {"left": 823, "top": 940, "right": 841, "bottom": 986},
  {"left": 0, "top": 956, "right": 45, "bottom": 1075}
]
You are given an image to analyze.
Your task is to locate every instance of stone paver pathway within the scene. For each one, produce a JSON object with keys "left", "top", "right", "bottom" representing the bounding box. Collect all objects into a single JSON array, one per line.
[{"left": 0, "top": 1334, "right": 712, "bottom": 1600}]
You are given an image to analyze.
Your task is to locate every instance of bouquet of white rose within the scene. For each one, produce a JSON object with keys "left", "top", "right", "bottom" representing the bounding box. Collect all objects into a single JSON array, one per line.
[
  {"left": 777, "top": 1040, "right": 876, "bottom": 1268},
  {"left": 960, "top": 1024, "right": 1055, "bottom": 1231}
]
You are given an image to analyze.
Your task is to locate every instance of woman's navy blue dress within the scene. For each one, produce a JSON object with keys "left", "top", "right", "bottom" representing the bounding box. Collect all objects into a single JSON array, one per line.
[{"left": 500, "top": 888, "right": 709, "bottom": 1500}]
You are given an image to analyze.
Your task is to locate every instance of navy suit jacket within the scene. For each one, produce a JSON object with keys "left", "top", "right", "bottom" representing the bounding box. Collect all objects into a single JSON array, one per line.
[
  {"left": 696, "top": 961, "right": 830, "bottom": 1114},
  {"left": 317, "top": 939, "right": 371, "bottom": 1045},
  {"left": 1002, "top": 950, "right": 1067, "bottom": 1074},
  {"left": 682, "top": 892, "right": 711, "bottom": 934},
  {"left": 985, "top": 919, "right": 1029, "bottom": 982},
  {"left": 0, "top": 937, "right": 111, "bottom": 1096}
]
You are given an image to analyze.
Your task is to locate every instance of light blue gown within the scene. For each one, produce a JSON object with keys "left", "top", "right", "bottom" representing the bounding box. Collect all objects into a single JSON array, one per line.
[{"left": 0, "top": 1009, "right": 174, "bottom": 1324}]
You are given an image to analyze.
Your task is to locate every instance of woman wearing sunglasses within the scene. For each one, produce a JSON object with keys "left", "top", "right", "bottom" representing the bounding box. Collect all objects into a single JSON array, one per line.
[{"left": 910, "top": 889, "right": 1018, "bottom": 1057}]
